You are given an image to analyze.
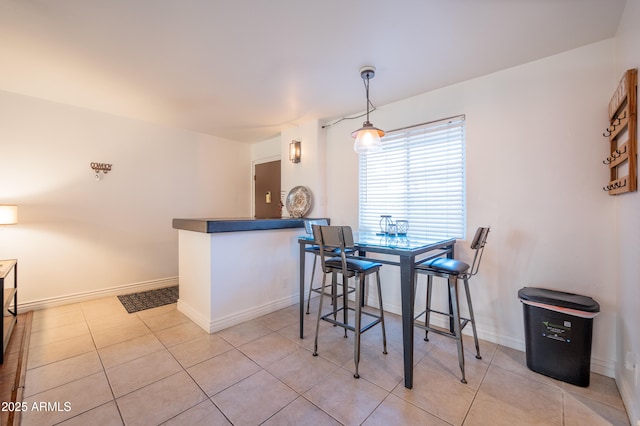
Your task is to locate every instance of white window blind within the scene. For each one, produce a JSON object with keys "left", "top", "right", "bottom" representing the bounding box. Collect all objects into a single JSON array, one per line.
[{"left": 359, "top": 115, "right": 466, "bottom": 240}]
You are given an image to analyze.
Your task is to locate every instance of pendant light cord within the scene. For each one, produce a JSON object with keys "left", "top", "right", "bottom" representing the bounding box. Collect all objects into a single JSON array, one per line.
[
  {"left": 321, "top": 77, "right": 377, "bottom": 129},
  {"left": 364, "top": 74, "right": 371, "bottom": 123}
]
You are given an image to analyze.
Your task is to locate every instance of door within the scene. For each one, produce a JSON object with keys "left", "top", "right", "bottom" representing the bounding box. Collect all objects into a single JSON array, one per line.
[{"left": 254, "top": 160, "right": 281, "bottom": 218}]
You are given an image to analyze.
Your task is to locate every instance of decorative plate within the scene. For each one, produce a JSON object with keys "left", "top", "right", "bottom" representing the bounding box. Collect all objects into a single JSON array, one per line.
[{"left": 286, "top": 186, "right": 312, "bottom": 218}]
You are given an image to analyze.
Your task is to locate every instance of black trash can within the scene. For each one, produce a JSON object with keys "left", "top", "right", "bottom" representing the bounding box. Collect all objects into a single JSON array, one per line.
[{"left": 518, "top": 287, "right": 600, "bottom": 387}]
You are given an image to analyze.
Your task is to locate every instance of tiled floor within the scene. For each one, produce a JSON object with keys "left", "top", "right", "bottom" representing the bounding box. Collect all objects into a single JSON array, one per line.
[{"left": 19, "top": 295, "right": 630, "bottom": 425}]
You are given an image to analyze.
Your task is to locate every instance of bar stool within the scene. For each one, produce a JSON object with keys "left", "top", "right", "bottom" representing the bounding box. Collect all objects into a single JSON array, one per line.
[
  {"left": 304, "top": 219, "right": 355, "bottom": 314},
  {"left": 312, "top": 225, "right": 387, "bottom": 378},
  {"left": 414, "top": 226, "right": 490, "bottom": 383},
  {"left": 304, "top": 219, "right": 328, "bottom": 314}
]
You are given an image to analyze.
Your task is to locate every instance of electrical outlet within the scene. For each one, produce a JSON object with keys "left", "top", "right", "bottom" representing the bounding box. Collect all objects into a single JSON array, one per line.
[
  {"left": 625, "top": 352, "right": 635, "bottom": 369},
  {"left": 625, "top": 352, "right": 639, "bottom": 387}
]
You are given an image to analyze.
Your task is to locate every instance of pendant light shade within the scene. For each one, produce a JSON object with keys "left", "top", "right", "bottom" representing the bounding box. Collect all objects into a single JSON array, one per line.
[
  {"left": 352, "top": 122, "right": 384, "bottom": 153},
  {"left": 352, "top": 66, "right": 385, "bottom": 154}
]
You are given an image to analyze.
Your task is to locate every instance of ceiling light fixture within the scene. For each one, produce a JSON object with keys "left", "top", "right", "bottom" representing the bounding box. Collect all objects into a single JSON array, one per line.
[{"left": 352, "top": 66, "right": 384, "bottom": 154}]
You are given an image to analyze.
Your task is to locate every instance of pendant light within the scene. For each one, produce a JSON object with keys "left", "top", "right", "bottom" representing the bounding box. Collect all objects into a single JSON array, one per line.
[{"left": 352, "top": 66, "right": 384, "bottom": 154}]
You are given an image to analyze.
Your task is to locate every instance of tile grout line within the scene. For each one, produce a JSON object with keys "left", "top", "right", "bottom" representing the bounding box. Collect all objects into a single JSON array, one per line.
[
  {"left": 469, "top": 341, "right": 500, "bottom": 422},
  {"left": 51, "top": 299, "right": 126, "bottom": 425},
  {"left": 210, "top": 328, "right": 305, "bottom": 424},
  {"left": 154, "top": 323, "right": 235, "bottom": 425}
]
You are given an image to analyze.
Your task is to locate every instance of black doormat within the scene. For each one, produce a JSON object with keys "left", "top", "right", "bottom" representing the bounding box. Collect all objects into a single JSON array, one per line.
[{"left": 117, "top": 286, "right": 179, "bottom": 314}]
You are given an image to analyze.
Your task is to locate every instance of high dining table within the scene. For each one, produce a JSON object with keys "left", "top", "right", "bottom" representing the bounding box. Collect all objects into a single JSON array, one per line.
[{"left": 298, "top": 232, "right": 456, "bottom": 389}]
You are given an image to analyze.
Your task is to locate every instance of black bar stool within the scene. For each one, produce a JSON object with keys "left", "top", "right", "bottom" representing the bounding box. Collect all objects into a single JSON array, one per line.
[
  {"left": 414, "top": 226, "right": 490, "bottom": 383},
  {"left": 303, "top": 219, "right": 355, "bottom": 315},
  {"left": 312, "top": 225, "right": 387, "bottom": 378}
]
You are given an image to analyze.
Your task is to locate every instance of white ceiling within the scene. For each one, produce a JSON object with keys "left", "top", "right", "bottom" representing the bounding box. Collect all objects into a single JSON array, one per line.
[{"left": 0, "top": 0, "right": 627, "bottom": 143}]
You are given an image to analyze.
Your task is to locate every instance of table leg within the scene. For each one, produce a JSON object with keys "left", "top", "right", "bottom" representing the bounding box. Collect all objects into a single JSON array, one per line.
[
  {"left": 299, "top": 242, "right": 306, "bottom": 339},
  {"left": 358, "top": 249, "right": 367, "bottom": 307},
  {"left": 400, "top": 255, "right": 415, "bottom": 389},
  {"left": 447, "top": 243, "right": 455, "bottom": 333}
]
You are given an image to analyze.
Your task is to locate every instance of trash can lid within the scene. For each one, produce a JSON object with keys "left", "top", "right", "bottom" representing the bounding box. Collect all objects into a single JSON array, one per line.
[{"left": 518, "top": 287, "right": 600, "bottom": 313}]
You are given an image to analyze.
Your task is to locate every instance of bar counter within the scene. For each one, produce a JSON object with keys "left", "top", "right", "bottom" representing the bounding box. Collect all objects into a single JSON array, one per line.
[
  {"left": 172, "top": 217, "right": 308, "bottom": 234},
  {"left": 172, "top": 217, "right": 315, "bottom": 333}
]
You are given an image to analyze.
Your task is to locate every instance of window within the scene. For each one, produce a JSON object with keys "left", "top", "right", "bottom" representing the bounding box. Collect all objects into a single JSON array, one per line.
[{"left": 358, "top": 115, "right": 466, "bottom": 240}]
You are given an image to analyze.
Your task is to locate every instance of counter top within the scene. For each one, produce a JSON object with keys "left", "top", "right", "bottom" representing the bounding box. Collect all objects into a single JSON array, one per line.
[{"left": 172, "top": 217, "right": 319, "bottom": 233}]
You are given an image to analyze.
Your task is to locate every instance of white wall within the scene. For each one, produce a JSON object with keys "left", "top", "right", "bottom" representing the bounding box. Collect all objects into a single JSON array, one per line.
[
  {"left": 0, "top": 90, "right": 251, "bottom": 306},
  {"left": 323, "top": 40, "right": 618, "bottom": 373},
  {"left": 251, "top": 136, "right": 280, "bottom": 162},
  {"left": 281, "top": 120, "right": 327, "bottom": 219},
  {"left": 614, "top": 0, "right": 640, "bottom": 422}
]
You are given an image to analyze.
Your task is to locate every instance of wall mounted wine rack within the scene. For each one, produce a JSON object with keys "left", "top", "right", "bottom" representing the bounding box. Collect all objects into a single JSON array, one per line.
[{"left": 603, "top": 69, "right": 637, "bottom": 195}]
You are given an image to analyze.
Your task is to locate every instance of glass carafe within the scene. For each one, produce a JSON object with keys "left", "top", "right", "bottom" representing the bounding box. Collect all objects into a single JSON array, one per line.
[
  {"left": 379, "top": 215, "right": 393, "bottom": 235},
  {"left": 396, "top": 220, "right": 409, "bottom": 235}
]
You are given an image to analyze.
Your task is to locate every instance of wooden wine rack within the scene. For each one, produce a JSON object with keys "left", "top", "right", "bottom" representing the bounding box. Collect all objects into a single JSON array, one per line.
[{"left": 603, "top": 69, "right": 637, "bottom": 195}]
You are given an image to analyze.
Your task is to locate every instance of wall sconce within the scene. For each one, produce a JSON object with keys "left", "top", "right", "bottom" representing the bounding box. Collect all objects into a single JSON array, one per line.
[
  {"left": 0, "top": 205, "right": 18, "bottom": 225},
  {"left": 289, "top": 140, "right": 301, "bottom": 163},
  {"left": 90, "top": 162, "right": 112, "bottom": 180}
]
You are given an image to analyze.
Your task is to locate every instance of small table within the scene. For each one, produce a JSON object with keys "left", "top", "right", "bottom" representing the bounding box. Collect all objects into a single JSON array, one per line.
[
  {"left": 298, "top": 233, "right": 455, "bottom": 389},
  {"left": 1, "top": 259, "right": 17, "bottom": 364}
]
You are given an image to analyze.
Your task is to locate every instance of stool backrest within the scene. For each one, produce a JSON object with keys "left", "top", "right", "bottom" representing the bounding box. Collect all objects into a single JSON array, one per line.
[
  {"left": 315, "top": 225, "right": 355, "bottom": 250},
  {"left": 311, "top": 224, "right": 323, "bottom": 245},
  {"left": 468, "top": 227, "right": 490, "bottom": 276},
  {"left": 313, "top": 225, "right": 355, "bottom": 274},
  {"left": 304, "top": 219, "right": 329, "bottom": 235}
]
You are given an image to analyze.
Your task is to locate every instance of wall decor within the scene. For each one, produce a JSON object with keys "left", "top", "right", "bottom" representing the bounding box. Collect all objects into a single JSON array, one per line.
[
  {"left": 285, "top": 186, "right": 312, "bottom": 218},
  {"left": 602, "top": 69, "right": 637, "bottom": 195},
  {"left": 90, "top": 162, "right": 112, "bottom": 181}
]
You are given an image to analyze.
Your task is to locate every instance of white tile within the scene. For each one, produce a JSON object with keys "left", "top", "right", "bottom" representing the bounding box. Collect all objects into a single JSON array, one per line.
[
  {"left": 25, "top": 351, "right": 103, "bottom": 397},
  {"left": 98, "top": 333, "right": 165, "bottom": 369},
  {"left": 21, "top": 372, "right": 113, "bottom": 426},
  {"left": 116, "top": 372, "right": 206, "bottom": 425},
  {"left": 105, "top": 349, "right": 183, "bottom": 397}
]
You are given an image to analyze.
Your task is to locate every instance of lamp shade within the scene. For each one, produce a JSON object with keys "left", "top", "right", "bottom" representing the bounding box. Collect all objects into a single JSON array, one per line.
[
  {"left": 0, "top": 205, "right": 18, "bottom": 225},
  {"left": 352, "top": 122, "right": 384, "bottom": 153}
]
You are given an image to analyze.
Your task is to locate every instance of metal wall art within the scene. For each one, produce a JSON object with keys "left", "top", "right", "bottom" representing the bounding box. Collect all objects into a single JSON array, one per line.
[{"left": 90, "top": 162, "right": 112, "bottom": 181}]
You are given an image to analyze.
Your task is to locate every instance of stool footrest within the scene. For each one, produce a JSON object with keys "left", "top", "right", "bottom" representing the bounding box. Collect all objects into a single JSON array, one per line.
[
  {"left": 414, "top": 309, "right": 472, "bottom": 335},
  {"left": 321, "top": 307, "right": 383, "bottom": 334},
  {"left": 310, "top": 285, "right": 355, "bottom": 299},
  {"left": 415, "top": 324, "right": 459, "bottom": 340}
]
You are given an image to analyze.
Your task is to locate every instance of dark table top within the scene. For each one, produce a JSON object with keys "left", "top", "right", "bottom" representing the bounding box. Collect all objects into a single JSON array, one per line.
[{"left": 173, "top": 217, "right": 327, "bottom": 233}]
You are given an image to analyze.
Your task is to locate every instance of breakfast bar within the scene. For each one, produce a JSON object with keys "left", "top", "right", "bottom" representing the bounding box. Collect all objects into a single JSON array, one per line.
[{"left": 172, "top": 217, "right": 308, "bottom": 333}]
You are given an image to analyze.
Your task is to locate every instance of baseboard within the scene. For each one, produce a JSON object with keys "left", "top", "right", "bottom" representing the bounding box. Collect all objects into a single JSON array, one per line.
[
  {"left": 616, "top": 371, "right": 639, "bottom": 426},
  {"left": 179, "top": 293, "right": 300, "bottom": 334},
  {"left": 591, "top": 356, "right": 616, "bottom": 378},
  {"left": 176, "top": 299, "right": 212, "bottom": 332},
  {"left": 20, "top": 277, "right": 179, "bottom": 312}
]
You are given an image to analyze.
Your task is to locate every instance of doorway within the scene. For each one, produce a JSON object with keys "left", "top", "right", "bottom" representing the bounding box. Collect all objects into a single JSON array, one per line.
[{"left": 254, "top": 160, "right": 281, "bottom": 218}]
